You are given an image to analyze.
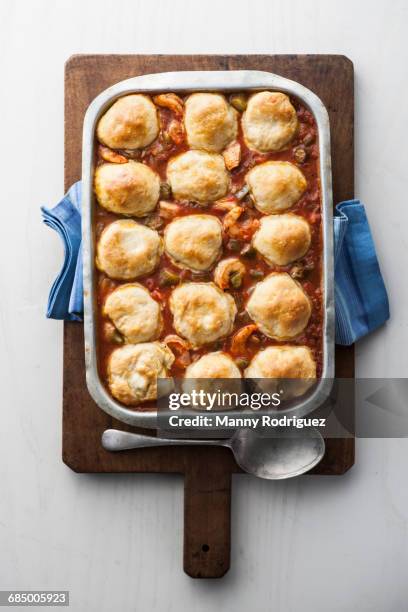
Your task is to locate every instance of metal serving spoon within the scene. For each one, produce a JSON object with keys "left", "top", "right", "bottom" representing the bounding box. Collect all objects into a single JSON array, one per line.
[{"left": 102, "top": 427, "right": 325, "bottom": 480}]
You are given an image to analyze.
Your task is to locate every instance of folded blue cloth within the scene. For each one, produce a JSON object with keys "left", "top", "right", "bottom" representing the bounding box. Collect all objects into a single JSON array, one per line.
[
  {"left": 333, "top": 199, "right": 389, "bottom": 344},
  {"left": 41, "top": 182, "right": 83, "bottom": 321},
  {"left": 41, "top": 185, "right": 389, "bottom": 345}
]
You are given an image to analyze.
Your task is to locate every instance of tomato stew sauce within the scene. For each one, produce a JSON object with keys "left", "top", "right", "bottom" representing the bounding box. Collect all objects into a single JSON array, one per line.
[{"left": 94, "top": 93, "right": 323, "bottom": 408}]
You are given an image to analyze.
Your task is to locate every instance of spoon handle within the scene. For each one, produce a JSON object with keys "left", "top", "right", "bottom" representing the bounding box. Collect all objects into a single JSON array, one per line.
[{"left": 102, "top": 429, "right": 226, "bottom": 452}]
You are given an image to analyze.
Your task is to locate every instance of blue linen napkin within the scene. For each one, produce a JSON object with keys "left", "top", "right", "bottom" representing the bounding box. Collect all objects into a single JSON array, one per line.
[
  {"left": 41, "top": 182, "right": 83, "bottom": 321},
  {"left": 41, "top": 185, "right": 389, "bottom": 345},
  {"left": 333, "top": 199, "right": 389, "bottom": 344}
]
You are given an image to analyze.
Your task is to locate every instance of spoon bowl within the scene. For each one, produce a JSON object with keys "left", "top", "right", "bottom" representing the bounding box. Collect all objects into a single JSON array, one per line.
[{"left": 229, "top": 427, "right": 325, "bottom": 479}]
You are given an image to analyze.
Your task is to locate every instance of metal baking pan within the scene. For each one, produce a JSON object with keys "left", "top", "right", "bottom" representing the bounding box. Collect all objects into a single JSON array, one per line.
[{"left": 82, "top": 70, "right": 335, "bottom": 429}]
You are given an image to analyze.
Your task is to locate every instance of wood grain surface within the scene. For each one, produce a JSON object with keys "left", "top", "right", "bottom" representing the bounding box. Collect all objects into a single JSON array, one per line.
[{"left": 63, "top": 54, "right": 355, "bottom": 578}]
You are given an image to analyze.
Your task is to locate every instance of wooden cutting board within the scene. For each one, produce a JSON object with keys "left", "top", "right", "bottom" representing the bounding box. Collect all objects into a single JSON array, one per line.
[{"left": 63, "top": 54, "right": 355, "bottom": 578}]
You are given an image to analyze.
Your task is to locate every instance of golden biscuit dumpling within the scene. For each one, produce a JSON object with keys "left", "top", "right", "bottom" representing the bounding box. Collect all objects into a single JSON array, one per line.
[
  {"left": 185, "top": 351, "right": 241, "bottom": 379},
  {"left": 244, "top": 345, "right": 316, "bottom": 399},
  {"left": 164, "top": 214, "right": 223, "bottom": 271},
  {"left": 246, "top": 161, "right": 307, "bottom": 214},
  {"left": 185, "top": 93, "right": 238, "bottom": 153},
  {"left": 103, "top": 283, "right": 162, "bottom": 344},
  {"left": 167, "top": 150, "right": 229, "bottom": 204},
  {"left": 169, "top": 282, "right": 237, "bottom": 348},
  {"left": 96, "top": 94, "right": 159, "bottom": 149},
  {"left": 242, "top": 91, "right": 298, "bottom": 152},
  {"left": 94, "top": 161, "right": 160, "bottom": 216},
  {"left": 252, "top": 214, "right": 311, "bottom": 266},
  {"left": 184, "top": 351, "right": 242, "bottom": 406},
  {"left": 107, "top": 342, "right": 174, "bottom": 405},
  {"left": 96, "top": 219, "right": 163, "bottom": 280},
  {"left": 246, "top": 273, "right": 311, "bottom": 340}
]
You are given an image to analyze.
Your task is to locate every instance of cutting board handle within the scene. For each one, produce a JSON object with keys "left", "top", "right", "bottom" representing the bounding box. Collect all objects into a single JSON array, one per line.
[{"left": 183, "top": 450, "right": 232, "bottom": 578}]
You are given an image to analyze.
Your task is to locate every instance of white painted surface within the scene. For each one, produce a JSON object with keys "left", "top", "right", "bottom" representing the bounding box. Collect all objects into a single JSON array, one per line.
[{"left": 0, "top": 0, "right": 407, "bottom": 610}]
